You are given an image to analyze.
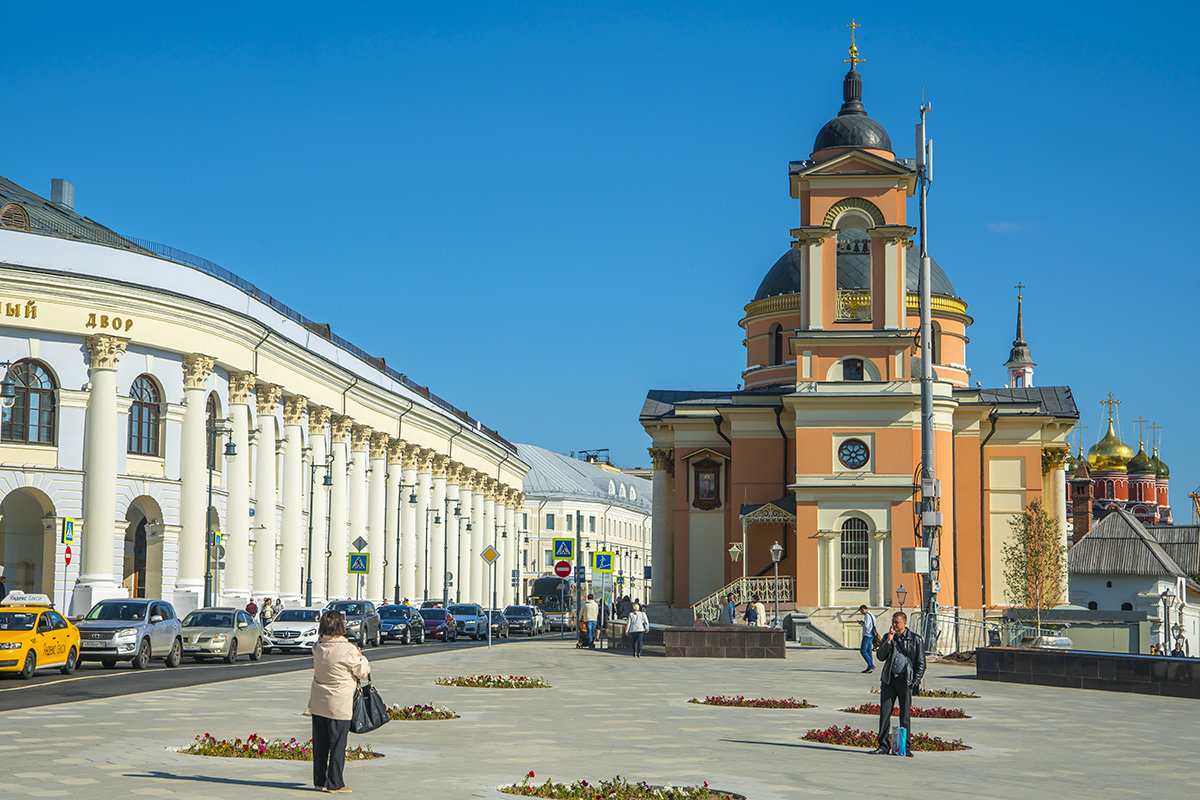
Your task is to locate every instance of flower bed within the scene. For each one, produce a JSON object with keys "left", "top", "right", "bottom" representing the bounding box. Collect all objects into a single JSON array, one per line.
[
  {"left": 500, "top": 773, "right": 741, "bottom": 798},
  {"left": 840, "top": 703, "right": 969, "bottom": 719},
  {"left": 182, "top": 733, "right": 379, "bottom": 760},
  {"left": 872, "top": 687, "right": 979, "bottom": 699},
  {"left": 801, "top": 725, "right": 969, "bottom": 752},
  {"left": 688, "top": 695, "right": 814, "bottom": 709},
  {"left": 435, "top": 674, "right": 551, "bottom": 688},
  {"left": 388, "top": 703, "right": 459, "bottom": 721}
]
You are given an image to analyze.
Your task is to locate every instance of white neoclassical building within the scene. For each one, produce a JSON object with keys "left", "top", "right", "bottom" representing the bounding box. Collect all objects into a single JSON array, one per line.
[{"left": 0, "top": 176, "right": 528, "bottom": 616}]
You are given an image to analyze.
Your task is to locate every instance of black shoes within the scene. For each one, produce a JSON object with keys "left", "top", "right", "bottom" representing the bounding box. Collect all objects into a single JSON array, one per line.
[
  {"left": 861, "top": 667, "right": 874, "bottom": 673},
  {"left": 870, "top": 746, "right": 889, "bottom": 755}
]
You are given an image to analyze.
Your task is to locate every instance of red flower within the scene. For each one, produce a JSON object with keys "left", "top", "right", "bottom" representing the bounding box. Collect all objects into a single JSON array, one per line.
[{"left": 528, "top": 771, "right": 535, "bottom": 778}]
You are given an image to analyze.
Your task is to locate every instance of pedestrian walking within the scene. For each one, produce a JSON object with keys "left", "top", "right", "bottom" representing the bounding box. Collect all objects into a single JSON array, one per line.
[
  {"left": 273, "top": 597, "right": 283, "bottom": 616},
  {"left": 627, "top": 601, "right": 649, "bottom": 657},
  {"left": 245, "top": 597, "right": 258, "bottom": 616},
  {"left": 618, "top": 595, "right": 632, "bottom": 619},
  {"left": 858, "top": 604, "right": 877, "bottom": 673},
  {"left": 309, "top": 608, "right": 370, "bottom": 793},
  {"left": 744, "top": 598, "right": 758, "bottom": 626},
  {"left": 719, "top": 593, "right": 737, "bottom": 624},
  {"left": 261, "top": 600, "right": 275, "bottom": 626},
  {"left": 872, "top": 611, "right": 925, "bottom": 756},
  {"left": 582, "top": 593, "right": 600, "bottom": 648},
  {"left": 752, "top": 595, "right": 767, "bottom": 628}
]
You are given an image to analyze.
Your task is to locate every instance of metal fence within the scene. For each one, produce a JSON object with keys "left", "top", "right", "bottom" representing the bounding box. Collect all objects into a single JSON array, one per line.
[{"left": 910, "top": 610, "right": 1059, "bottom": 655}]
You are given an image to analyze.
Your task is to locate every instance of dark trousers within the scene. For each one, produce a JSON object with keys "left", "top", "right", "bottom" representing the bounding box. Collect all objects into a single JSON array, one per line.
[
  {"left": 878, "top": 674, "right": 912, "bottom": 749},
  {"left": 312, "top": 714, "right": 352, "bottom": 790},
  {"left": 630, "top": 630, "right": 645, "bottom": 656}
]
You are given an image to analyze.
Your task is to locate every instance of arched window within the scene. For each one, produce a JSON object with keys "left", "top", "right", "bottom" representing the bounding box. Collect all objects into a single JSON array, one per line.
[
  {"left": 0, "top": 203, "right": 30, "bottom": 231},
  {"left": 930, "top": 321, "right": 942, "bottom": 365},
  {"left": 839, "top": 517, "right": 870, "bottom": 589},
  {"left": 1, "top": 360, "right": 56, "bottom": 444},
  {"left": 205, "top": 393, "right": 220, "bottom": 470},
  {"left": 1087, "top": 601, "right": 1098, "bottom": 610},
  {"left": 769, "top": 324, "right": 784, "bottom": 366},
  {"left": 128, "top": 375, "right": 162, "bottom": 456},
  {"left": 1121, "top": 602, "right": 1133, "bottom": 612}
]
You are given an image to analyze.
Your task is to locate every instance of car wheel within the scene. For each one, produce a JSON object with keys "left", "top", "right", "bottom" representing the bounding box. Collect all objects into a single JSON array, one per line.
[
  {"left": 399, "top": 628, "right": 408, "bottom": 645},
  {"left": 249, "top": 637, "right": 263, "bottom": 661},
  {"left": 223, "top": 638, "right": 238, "bottom": 664},
  {"left": 373, "top": 630, "right": 382, "bottom": 648},
  {"left": 100, "top": 658, "right": 117, "bottom": 669},
  {"left": 417, "top": 629, "right": 425, "bottom": 644},
  {"left": 131, "top": 639, "right": 151, "bottom": 670},
  {"left": 19, "top": 650, "right": 36, "bottom": 679},
  {"left": 165, "top": 638, "right": 182, "bottom": 668},
  {"left": 60, "top": 647, "right": 78, "bottom": 675}
]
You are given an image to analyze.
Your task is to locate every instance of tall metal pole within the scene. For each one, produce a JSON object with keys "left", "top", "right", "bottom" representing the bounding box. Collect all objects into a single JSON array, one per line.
[
  {"left": 305, "top": 462, "right": 316, "bottom": 607},
  {"left": 393, "top": 485, "right": 405, "bottom": 604},
  {"left": 204, "top": 425, "right": 215, "bottom": 609},
  {"left": 917, "top": 102, "right": 939, "bottom": 651},
  {"left": 423, "top": 510, "right": 432, "bottom": 602}
]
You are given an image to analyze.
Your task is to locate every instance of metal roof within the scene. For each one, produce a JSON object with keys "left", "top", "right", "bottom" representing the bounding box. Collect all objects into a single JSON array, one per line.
[
  {"left": 640, "top": 386, "right": 790, "bottom": 422},
  {"left": 1069, "top": 508, "right": 1200, "bottom": 590},
  {"left": 516, "top": 443, "right": 651, "bottom": 513},
  {"left": 965, "top": 386, "right": 1080, "bottom": 419},
  {"left": 1145, "top": 525, "right": 1200, "bottom": 576}
]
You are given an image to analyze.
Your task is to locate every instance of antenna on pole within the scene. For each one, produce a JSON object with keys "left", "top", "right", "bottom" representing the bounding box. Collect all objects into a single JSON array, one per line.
[{"left": 916, "top": 99, "right": 939, "bottom": 652}]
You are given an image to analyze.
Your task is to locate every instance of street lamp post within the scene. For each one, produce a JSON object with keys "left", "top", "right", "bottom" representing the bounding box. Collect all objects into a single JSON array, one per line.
[
  {"left": 445, "top": 500, "right": 461, "bottom": 606},
  {"left": 493, "top": 528, "right": 506, "bottom": 610},
  {"left": 770, "top": 540, "right": 784, "bottom": 629},
  {"left": 422, "top": 507, "right": 440, "bottom": 602},
  {"left": 896, "top": 584, "right": 908, "bottom": 612},
  {"left": 203, "top": 419, "right": 235, "bottom": 608},
  {"left": 305, "top": 452, "right": 333, "bottom": 607},
  {"left": 393, "top": 483, "right": 414, "bottom": 604}
]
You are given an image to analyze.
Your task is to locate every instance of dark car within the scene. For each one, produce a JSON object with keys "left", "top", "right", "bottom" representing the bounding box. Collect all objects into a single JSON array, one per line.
[
  {"left": 378, "top": 605, "right": 425, "bottom": 644},
  {"left": 325, "top": 600, "right": 382, "bottom": 647},
  {"left": 486, "top": 610, "right": 509, "bottom": 639},
  {"left": 504, "top": 604, "right": 538, "bottom": 637},
  {"left": 419, "top": 608, "right": 457, "bottom": 641}
]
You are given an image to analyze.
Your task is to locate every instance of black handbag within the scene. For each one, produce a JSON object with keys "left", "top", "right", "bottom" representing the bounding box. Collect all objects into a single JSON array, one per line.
[{"left": 350, "top": 674, "right": 389, "bottom": 734}]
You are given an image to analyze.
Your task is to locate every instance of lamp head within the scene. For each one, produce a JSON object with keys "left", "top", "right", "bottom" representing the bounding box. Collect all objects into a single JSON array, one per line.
[
  {"left": 769, "top": 540, "right": 784, "bottom": 562},
  {"left": 223, "top": 441, "right": 237, "bottom": 459},
  {"left": 0, "top": 373, "right": 15, "bottom": 409},
  {"left": 896, "top": 584, "right": 908, "bottom": 607},
  {"left": 434, "top": 513, "right": 441, "bottom": 525},
  {"left": 322, "top": 473, "right": 333, "bottom": 487},
  {"left": 408, "top": 492, "right": 418, "bottom": 506}
]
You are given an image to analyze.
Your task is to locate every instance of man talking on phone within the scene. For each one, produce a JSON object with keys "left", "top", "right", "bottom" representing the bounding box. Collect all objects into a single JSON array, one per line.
[{"left": 871, "top": 611, "right": 925, "bottom": 755}]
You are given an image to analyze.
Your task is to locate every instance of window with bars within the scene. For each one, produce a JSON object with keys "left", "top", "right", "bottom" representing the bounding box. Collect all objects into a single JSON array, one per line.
[
  {"left": 839, "top": 517, "right": 870, "bottom": 589},
  {"left": 843, "top": 358, "right": 865, "bottom": 381},
  {"left": 128, "top": 375, "right": 162, "bottom": 456},
  {"left": 1, "top": 360, "right": 56, "bottom": 444}
]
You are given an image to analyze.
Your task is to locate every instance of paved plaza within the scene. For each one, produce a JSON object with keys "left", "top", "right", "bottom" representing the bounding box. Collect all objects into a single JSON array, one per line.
[{"left": 0, "top": 640, "right": 1196, "bottom": 799}]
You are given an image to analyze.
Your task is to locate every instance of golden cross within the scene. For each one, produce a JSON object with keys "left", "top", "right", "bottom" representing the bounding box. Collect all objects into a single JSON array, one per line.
[
  {"left": 1147, "top": 422, "right": 1162, "bottom": 451},
  {"left": 1100, "top": 392, "right": 1120, "bottom": 420},
  {"left": 1014, "top": 281, "right": 1026, "bottom": 298},
  {"left": 1073, "top": 423, "right": 1088, "bottom": 454},
  {"left": 844, "top": 19, "right": 865, "bottom": 68},
  {"left": 1133, "top": 416, "right": 1148, "bottom": 445}
]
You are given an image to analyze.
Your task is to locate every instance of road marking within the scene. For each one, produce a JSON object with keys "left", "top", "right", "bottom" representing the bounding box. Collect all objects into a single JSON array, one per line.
[{"left": 0, "top": 654, "right": 316, "bottom": 693}]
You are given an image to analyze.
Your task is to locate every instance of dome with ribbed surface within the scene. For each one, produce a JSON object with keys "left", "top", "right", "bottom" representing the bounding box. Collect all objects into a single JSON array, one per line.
[
  {"left": 812, "top": 67, "right": 892, "bottom": 155},
  {"left": 1127, "top": 445, "right": 1155, "bottom": 475},
  {"left": 1153, "top": 449, "right": 1170, "bottom": 479},
  {"left": 1087, "top": 419, "right": 1135, "bottom": 472}
]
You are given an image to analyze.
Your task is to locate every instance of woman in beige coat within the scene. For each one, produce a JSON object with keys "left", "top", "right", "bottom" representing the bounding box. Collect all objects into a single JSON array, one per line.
[{"left": 309, "top": 609, "right": 370, "bottom": 793}]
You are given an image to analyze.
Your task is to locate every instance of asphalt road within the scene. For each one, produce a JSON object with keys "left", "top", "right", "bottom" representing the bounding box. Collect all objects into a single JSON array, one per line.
[{"left": 0, "top": 634, "right": 528, "bottom": 713}]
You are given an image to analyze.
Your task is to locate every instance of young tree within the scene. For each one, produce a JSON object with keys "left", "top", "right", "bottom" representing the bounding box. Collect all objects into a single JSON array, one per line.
[{"left": 1001, "top": 498, "right": 1066, "bottom": 632}]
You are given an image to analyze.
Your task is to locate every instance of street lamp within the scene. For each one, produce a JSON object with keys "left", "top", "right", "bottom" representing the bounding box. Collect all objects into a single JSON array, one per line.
[
  {"left": 393, "top": 483, "right": 413, "bottom": 604},
  {"left": 0, "top": 362, "right": 17, "bottom": 409},
  {"left": 445, "top": 500, "right": 462, "bottom": 605},
  {"left": 493, "top": 528, "right": 506, "bottom": 610},
  {"left": 896, "top": 584, "right": 908, "bottom": 610},
  {"left": 770, "top": 540, "right": 784, "bottom": 629},
  {"left": 203, "top": 418, "right": 235, "bottom": 608},
  {"left": 305, "top": 451, "right": 333, "bottom": 607}
]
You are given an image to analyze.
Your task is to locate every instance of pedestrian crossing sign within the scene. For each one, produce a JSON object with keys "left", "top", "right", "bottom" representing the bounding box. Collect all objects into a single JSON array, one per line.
[
  {"left": 553, "top": 538, "right": 574, "bottom": 560},
  {"left": 616, "top": 575, "right": 625, "bottom": 586},
  {"left": 348, "top": 553, "right": 369, "bottom": 574},
  {"left": 61, "top": 517, "right": 75, "bottom": 545},
  {"left": 591, "top": 551, "right": 614, "bottom": 573}
]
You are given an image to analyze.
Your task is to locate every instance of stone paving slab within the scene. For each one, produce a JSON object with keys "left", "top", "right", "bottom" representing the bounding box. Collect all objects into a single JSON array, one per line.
[{"left": 0, "top": 641, "right": 1195, "bottom": 798}]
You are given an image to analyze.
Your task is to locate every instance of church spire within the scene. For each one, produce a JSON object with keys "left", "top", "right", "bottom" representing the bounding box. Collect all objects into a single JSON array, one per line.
[{"left": 1005, "top": 283, "right": 1036, "bottom": 388}]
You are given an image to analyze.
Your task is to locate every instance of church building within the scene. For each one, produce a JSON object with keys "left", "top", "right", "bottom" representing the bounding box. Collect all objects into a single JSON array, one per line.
[{"left": 641, "top": 39, "right": 1078, "bottom": 643}]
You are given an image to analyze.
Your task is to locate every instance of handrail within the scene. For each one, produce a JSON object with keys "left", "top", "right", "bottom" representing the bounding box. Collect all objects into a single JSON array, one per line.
[{"left": 692, "top": 575, "right": 795, "bottom": 622}]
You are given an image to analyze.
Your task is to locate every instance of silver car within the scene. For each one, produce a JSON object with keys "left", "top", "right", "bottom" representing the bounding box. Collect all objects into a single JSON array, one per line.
[
  {"left": 76, "top": 598, "right": 183, "bottom": 669},
  {"left": 181, "top": 607, "right": 264, "bottom": 663}
]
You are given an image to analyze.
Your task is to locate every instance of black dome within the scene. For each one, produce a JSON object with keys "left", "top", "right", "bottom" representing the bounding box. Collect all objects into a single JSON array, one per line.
[
  {"left": 812, "top": 67, "right": 892, "bottom": 154},
  {"left": 752, "top": 246, "right": 957, "bottom": 303}
]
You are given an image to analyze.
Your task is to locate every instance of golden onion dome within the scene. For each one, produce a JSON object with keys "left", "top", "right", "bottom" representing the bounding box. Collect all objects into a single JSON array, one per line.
[{"left": 1087, "top": 419, "right": 1134, "bottom": 471}]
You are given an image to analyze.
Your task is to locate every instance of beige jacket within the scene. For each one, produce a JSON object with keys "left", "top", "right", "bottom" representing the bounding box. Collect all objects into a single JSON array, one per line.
[{"left": 308, "top": 636, "right": 370, "bottom": 720}]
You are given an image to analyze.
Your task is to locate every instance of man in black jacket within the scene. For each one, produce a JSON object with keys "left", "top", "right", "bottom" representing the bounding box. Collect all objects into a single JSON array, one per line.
[{"left": 872, "top": 611, "right": 925, "bottom": 755}]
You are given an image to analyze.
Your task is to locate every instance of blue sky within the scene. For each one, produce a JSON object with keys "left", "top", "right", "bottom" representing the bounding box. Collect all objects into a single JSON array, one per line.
[{"left": 5, "top": 2, "right": 1199, "bottom": 502}]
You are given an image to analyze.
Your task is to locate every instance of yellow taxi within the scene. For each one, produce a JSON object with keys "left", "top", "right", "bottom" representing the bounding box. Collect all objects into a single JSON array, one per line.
[{"left": 0, "top": 592, "right": 81, "bottom": 679}]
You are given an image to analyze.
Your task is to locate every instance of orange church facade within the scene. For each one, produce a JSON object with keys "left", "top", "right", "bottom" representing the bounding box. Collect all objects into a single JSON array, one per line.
[{"left": 641, "top": 59, "right": 1077, "bottom": 643}]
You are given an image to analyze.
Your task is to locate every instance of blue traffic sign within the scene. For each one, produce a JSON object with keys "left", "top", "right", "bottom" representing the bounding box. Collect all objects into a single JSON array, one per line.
[
  {"left": 348, "top": 553, "right": 370, "bottom": 574},
  {"left": 553, "top": 538, "right": 574, "bottom": 559},
  {"left": 575, "top": 564, "right": 585, "bottom": 584},
  {"left": 592, "top": 551, "right": 614, "bottom": 573}
]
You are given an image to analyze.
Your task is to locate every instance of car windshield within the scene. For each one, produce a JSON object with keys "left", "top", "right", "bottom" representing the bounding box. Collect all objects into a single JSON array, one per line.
[
  {"left": 274, "top": 610, "right": 318, "bottom": 623},
  {"left": 419, "top": 609, "right": 446, "bottom": 621},
  {"left": 182, "top": 612, "right": 233, "bottom": 628},
  {"left": 447, "top": 605, "right": 476, "bottom": 616},
  {"left": 488, "top": 611, "right": 505, "bottom": 621},
  {"left": 329, "top": 603, "right": 365, "bottom": 616},
  {"left": 84, "top": 601, "right": 147, "bottom": 621},
  {"left": 378, "top": 607, "right": 408, "bottom": 618},
  {"left": 505, "top": 606, "right": 532, "bottom": 617},
  {"left": 0, "top": 612, "right": 36, "bottom": 631}
]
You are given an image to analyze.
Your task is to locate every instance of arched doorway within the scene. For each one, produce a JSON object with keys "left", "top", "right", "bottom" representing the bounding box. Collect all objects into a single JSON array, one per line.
[
  {"left": 0, "top": 488, "right": 56, "bottom": 595},
  {"left": 124, "top": 496, "right": 164, "bottom": 599}
]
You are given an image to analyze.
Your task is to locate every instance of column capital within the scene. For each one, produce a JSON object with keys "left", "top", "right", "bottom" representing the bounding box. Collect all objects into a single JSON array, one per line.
[
  {"left": 350, "top": 424, "right": 373, "bottom": 451},
  {"left": 1042, "top": 446, "right": 1069, "bottom": 474},
  {"left": 872, "top": 530, "right": 890, "bottom": 542},
  {"left": 431, "top": 453, "right": 450, "bottom": 477},
  {"left": 255, "top": 383, "right": 283, "bottom": 414},
  {"left": 308, "top": 404, "right": 332, "bottom": 434},
  {"left": 181, "top": 353, "right": 216, "bottom": 389},
  {"left": 228, "top": 371, "right": 256, "bottom": 404},
  {"left": 816, "top": 529, "right": 837, "bottom": 541},
  {"left": 415, "top": 447, "right": 436, "bottom": 471},
  {"left": 648, "top": 447, "right": 675, "bottom": 475},
  {"left": 85, "top": 334, "right": 129, "bottom": 370},
  {"left": 330, "top": 414, "right": 353, "bottom": 440},
  {"left": 401, "top": 442, "right": 422, "bottom": 468},
  {"left": 369, "top": 431, "right": 390, "bottom": 459},
  {"left": 387, "top": 438, "right": 405, "bottom": 463},
  {"left": 445, "top": 460, "right": 464, "bottom": 483},
  {"left": 283, "top": 394, "right": 308, "bottom": 425}
]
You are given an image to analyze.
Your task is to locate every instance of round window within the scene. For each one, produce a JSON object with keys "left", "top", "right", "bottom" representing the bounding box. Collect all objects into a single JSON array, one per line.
[{"left": 838, "top": 439, "right": 869, "bottom": 470}]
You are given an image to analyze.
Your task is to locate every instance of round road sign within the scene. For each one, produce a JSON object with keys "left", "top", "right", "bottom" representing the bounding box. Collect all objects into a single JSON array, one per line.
[
  {"left": 554, "top": 560, "right": 571, "bottom": 578},
  {"left": 64, "top": 545, "right": 72, "bottom": 566}
]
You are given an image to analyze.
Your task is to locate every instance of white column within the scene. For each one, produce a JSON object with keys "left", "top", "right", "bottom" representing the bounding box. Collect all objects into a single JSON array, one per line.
[
  {"left": 470, "top": 484, "right": 486, "bottom": 604},
  {"left": 414, "top": 450, "right": 434, "bottom": 601},
  {"left": 503, "top": 497, "right": 517, "bottom": 607},
  {"left": 307, "top": 406, "right": 331, "bottom": 605},
  {"left": 177, "top": 353, "right": 214, "bottom": 606},
  {"left": 278, "top": 395, "right": 306, "bottom": 604},
  {"left": 77, "top": 334, "right": 128, "bottom": 608},
  {"left": 399, "top": 447, "right": 419, "bottom": 602},
  {"left": 384, "top": 440, "right": 403, "bottom": 605},
  {"left": 649, "top": 448, "right": 675, "bottom": 605},
  {"left": 819, "top": 531, "right": 838, "bottom": 608},
  {"left": 445, "top": 467, "right": 461, "bottom": 602},
  {"left": 252, "top": 384, "right": 281, "bottom": 598},
  {"left": 429, "top": 456, "right": 448, "bottom": 604},
  {"left": 367, "top": 432, "right": 388, "bottom": 603},
  {"left": 483, "top": 489, "right": 496, "bottom": 608},
  {"left": 457, "top": 479, "right": 474, "bottom": 604},
  {"left": 327, "top": 415, "right": 351, "bottom": 600},
  {"left": 871, "top": 531, "right": 888, "bottom": 608},
  {"left": 348, "top": 425, "right": 371, "bottom": 600},
  {"left": 222, "top": 371, "right": 255, "bottom": 603}
]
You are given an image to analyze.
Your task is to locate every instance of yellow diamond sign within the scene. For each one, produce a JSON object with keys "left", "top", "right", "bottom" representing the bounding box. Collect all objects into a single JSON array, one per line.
[{"left": 480, "top": 545, "right": 500, "bottom": 565}]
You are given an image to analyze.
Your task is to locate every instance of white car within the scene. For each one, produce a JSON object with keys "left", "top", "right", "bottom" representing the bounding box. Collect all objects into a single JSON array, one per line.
[{"left": 263, "top": 607, "right": 323, "bottom": 653}]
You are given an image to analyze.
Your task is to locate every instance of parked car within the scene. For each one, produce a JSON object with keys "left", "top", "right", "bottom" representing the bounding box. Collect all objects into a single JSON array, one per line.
[
  {"left": 181, "top": 607, "right": 264, "bottom": 663},
  {"left": 420, "top": 600, "right": 444, "bottom": 609},
  {"left": 378, "top": 605, "right": 425, "bottom": 644},
  {"left": 263, "top": 607, "right": 323, "bottom": 653},
  {"left": 325, "top": 600, "right": 382, "bottom": 647},
  {"left": 419, "top": 608, "right": 457, "bottom": 641},
  {"left": 448, "top": 603, "right": 488, "bottom": 640},
  {"left": 0, "top": 592, "right": 81, "bottom": 678},
  {"left": 504, "top": 604, "right": 538, "bottom": 637},
  {"left": 486, "top": 609, "right": 509, "bottom": 639},
  {"left": 76, "top": 598, "right": 183, "bottom": 669}
]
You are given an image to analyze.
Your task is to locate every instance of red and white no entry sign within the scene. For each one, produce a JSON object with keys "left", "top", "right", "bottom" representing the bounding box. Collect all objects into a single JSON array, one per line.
[
  {"left": 554, "top": 560, "right": 571, "bottom": 578},
  {"left": 64, "top": 545, "right": 72, "bottom": 566}
]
